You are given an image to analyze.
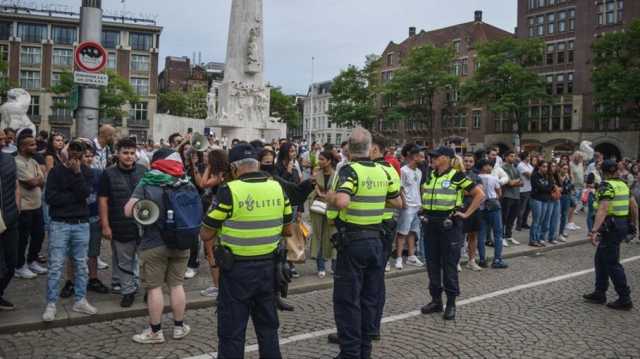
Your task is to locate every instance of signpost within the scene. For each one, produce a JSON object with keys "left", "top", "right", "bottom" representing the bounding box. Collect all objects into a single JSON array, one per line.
[{"left": 74, "top": 71, "right": 108, "bottom": 87}]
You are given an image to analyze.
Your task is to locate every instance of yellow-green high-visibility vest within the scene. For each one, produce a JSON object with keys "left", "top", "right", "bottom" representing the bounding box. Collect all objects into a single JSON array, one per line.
[
  {"left": 421, "top": 168, "right": 463, "bottom": 212},
  {"left": 377, "top": 161, "right": 400, "bottom": 221},
  {"left": 220, "top": 179, "right": 285, "bottom": 256},
  {"left": 594, "top": 179, "right": 630, "bottom": 217},
  {"left": 337, "top": 162, "right": 389, "bottom": 226}
]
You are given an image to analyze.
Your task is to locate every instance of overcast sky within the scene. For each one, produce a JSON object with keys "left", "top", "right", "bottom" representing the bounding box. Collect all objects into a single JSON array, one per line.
[{"left": 55, "top": 0, "right": 517, "bottom": 94}]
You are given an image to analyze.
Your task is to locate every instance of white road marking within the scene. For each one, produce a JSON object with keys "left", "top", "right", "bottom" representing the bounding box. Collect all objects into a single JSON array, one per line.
[{"left": 184, "top": 255, "right": 640, "bottom": 359}]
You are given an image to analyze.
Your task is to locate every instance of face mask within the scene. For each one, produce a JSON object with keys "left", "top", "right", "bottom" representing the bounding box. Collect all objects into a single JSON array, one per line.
[{"left": 261, "top": 164, "right": 274, "bottom": 173}]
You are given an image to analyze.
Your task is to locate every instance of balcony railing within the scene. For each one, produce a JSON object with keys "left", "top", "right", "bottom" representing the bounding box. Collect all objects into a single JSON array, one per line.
[
  {"left": 48, "top": 112, "right": 73, "bottom": 125},
  {"left": 127, "top": 119, "right": 149, "bottom": 128}
]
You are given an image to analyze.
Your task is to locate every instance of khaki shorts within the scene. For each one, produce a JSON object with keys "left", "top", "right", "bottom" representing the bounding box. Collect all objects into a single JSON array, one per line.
[{"left": 140, "top": 246, "right": 189, "bottom": 289}]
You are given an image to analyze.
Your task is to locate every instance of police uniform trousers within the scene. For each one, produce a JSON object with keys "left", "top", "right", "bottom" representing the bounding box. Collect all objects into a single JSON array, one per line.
[
  {"left": 334, "top": 236, "right": 385, "bottom": 359},
  {"left": 373, "top": 220, "right": 396, "bottom": 337},
  {"left": 595, "top": 218, "right": 631, "bottom": 299},
  {"left": 423, "top": 217, "right": 464, "bottom": 300},
  {"left": 217, "top": 260, "right": 281, "bottom": 359}
]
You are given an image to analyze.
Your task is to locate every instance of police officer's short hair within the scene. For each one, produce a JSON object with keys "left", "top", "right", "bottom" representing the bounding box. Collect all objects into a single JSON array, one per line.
[{"left": 348, "top": 127, "right": 371, "bottom": 158}]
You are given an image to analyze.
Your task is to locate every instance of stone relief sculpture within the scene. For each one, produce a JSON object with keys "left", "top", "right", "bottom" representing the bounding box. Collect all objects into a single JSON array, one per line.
[
  {"left": 0, "top": 88, "right": 36, "bottom": 133},
  {"left": 246, "top": 27, "right": 260, "bottom": 74}
]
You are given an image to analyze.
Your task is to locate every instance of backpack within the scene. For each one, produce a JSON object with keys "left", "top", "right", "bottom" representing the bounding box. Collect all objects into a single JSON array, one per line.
[{"left": 162, "top": 182, "right": 203, "bottom": 250}]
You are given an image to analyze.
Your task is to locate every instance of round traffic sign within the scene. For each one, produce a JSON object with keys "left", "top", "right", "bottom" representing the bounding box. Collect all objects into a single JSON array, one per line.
[{"left": 75, "top": 41, "right": 107, "bottom": 73}]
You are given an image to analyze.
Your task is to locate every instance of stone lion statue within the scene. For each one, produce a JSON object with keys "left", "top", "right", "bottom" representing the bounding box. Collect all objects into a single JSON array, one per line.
[{"left": 0, "top": 88, "right": 35, "bottom": 133}]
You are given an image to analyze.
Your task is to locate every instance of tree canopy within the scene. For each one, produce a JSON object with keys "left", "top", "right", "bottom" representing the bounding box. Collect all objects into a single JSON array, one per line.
[
  {"left": 270, "top": 86, "right": 300, "bottom": 129},
  {"left": 327, "top": 64, "right": 377, "bottom": 129}
]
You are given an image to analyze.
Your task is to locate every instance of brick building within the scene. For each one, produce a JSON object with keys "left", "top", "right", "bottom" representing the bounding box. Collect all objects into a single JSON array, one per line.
[
  {"left": 377, "top": 11, "right": 512, "bottom": 151},
  {"left": 486, "top": 0, "right": 640, "bottom": 159},
  {"left": 0, "top": 4, "right": 162, "bottom": 141},
  {"left": 158, "top": 56, "right": 208, "bottom": 93}
]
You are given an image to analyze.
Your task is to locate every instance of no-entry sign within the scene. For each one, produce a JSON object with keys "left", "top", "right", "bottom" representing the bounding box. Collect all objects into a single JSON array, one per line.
[{"left": 75, "top": 41, "right": 107, "bottom": 73}]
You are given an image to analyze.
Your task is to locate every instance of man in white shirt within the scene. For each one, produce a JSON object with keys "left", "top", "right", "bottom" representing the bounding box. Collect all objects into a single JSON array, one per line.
[
  {"left": 394, "top": 144, "right": 424, "bottom": 269},
  {"left": 478, "top": 159, "right": 508, "bottom": 268},
  {"left": 516, "top": 152, "right": 534, "bottom": 230},
  {"left": 92, "top": 125, "right": 115, "bottom": 171}
]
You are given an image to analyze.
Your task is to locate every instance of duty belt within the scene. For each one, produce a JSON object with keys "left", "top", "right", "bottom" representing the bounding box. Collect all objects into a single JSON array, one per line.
[{"left": 233, "top": 253, "right": 276, "bottom": 262}]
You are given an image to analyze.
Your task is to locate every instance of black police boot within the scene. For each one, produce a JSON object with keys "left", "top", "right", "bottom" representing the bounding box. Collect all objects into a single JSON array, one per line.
[
  {"left": 276, "top": 297, "right": 295, "bottom": 312},
  {"left": 420, "top": 299, "right": 443, "bottom": 315},
  {"left": 606, "top": 297, "right": 633, "bottom": 311},
  {"left": 583, "top": 292, "right": 606, "bottom": 304},
  {"left": 327, "top": 333, "right": 340, "bottom": 344},
  {"left": 443, "top": 297, "right": 456, "bottom": 321},
  {"left": 120, "top": 293, "right": 136, "bottom": 308}
]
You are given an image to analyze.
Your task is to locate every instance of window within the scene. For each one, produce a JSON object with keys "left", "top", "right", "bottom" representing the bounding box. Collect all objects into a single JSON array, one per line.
[
  {"left": 0, "top": 45, "right": 8, "bottom": 63},
  {"left": 528, "top": 17, "right": 535, "bottom": 37},
  {"left": 130, "top": 102, "right": 148, "bottom": 121},
  {"left": 454, "top": 112, "right": 466, "bottom": 127},
  {"left": 102, "top": 30, "right": 120, "bottom": 49},
  {"left": 569, "top": 9, "right": 576, "bottom": 30},
  {"left": 386, "top": 53, "right": 393, "bottom": 66},
  {"left": 472, "top": 111, "right": 481, "bottom": 129},
  {"left": 131, "top": 54, "right": 150, "bottom": 72},
  {"left": 536, "top": 16, "right": 545, "bottom": 36},
  {"left": 336, "top": 134, "right": 342, "bottom": 145},
  {"left": 51, "top": 72, "right": 62, "bottom": 87},
  {"left": 53, "top": 48, "right": 73, "bottom": 67},
  {"left": 618, "top": 0, "right": 624, "bottom": 23},
  {"left": 558, "top": 11, "right": 566, "bottom": 32},
  {"left": 546, "top": 75, "right": 553, "bottom": 95},
  {"left": 20, "top": 47, "right": 41, "bottom": 66},
  {"left": 556, "top": 74, "right": 565, "bottom": 94},
  {"left": 0, "top": 22, "right": 11, "bottom": 40},
  {"left": 563, "top": 104, "right": 572, "bottom": 130},
  {"left": 552, "top": 105, "right": 561, "bottom": 130},
  {"left": 130, "top": 32, "right": 153, "bottom": 51},
  {"left": 51, "top": 96, "right": 72, "bottom": 120},
  {"left": 453, "top": 40, "right": 461, "bottom": 54},
  {"left": 20, "top": 70, "right": 40, "bottom": 89},
  {"left": 461, "top": 59, "right": 468, "bottom": 76},
  {"left": 548, "top": 13, "right": 555, "bottom": 34},
  {"left": 52, "top": 26, "right": 76, "bottom": 45},
  {"left": 557, "top": 42, "right": 566, "bottom": 64},
  {"left": 607, "top": 2, "right": 615, "bottom": 24},
  {"left": 538, "top": 0, "right": 544, "bottom": 7},
  {"left": 530, "top": 106, "right": 540, "bottom": 132},
  {"left": 453, "top": 62, "right": 461, "bottom": 76},
  {"left": 547, "top": 0, "right": 556, "bottom": 5},
  {"left": 547, "top": 44, "right": 555, "bottom": 65},
  {"left": 107, "top": 52, "right": 117, "bottom": 70},
  {"left": 568, "top": 40, "right": 574, "bottom": 63},
  {"left": 28, "top": 95, "right": 39, "bottom": 117},
  {"left": 599, "top": 1, "right": 622, "bottom": 25},
  {"left": 17, "top": 23, "right": 47, "bottom": 43},
  {"left": 542, "top": 105, "right": 550, "bottom": 131},
  {"left": 567, "top": 73, "right": 574, "bottom": 94},
  {"left": 131, "top": 78, "right": 149, "bottom": 96}
]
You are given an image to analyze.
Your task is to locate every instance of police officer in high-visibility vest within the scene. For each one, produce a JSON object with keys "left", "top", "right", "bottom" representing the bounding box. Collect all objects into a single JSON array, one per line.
[
  {"left": 200, "top": 143, "right": 293, "bottom": 359},
  {"left": 420, "top": 146, "right": 484, "bottom": 320},
  {"left": 583, "top": 160, "right": 638, "bottom": 310},
  {"left": 325, "top": 127, "right": 403, "bottom": 359}
]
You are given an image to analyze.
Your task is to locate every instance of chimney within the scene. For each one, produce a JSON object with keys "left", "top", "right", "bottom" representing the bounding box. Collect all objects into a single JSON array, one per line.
[
  {"left": 474, "top": 10, "right": 483, "bottom": 22},
  {"left": 409, "top": 26, "right": 416, "bottom": 37}
]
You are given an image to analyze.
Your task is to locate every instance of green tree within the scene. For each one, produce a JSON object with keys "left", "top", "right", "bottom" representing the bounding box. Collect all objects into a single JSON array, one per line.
[
  {"left": 270, "top": 86, "right": 300, "bottom": 129},
  {"left": 592, "top": 19, "right": 640, "bottom": 124},
  {"left": 327, "top": 65, "right": 376, "bottom": 129},
  {"left": 158, "top": 90, "right": 189, "bottom": 116},
  {"left": 383, "top": 44, "right": 458, "bottom": 141},
  {"left": 461, "top": 37, "right": 547, "bottom": 138},
  {"left": 184, "top": 88, "right": 207, "bottom": 119}
]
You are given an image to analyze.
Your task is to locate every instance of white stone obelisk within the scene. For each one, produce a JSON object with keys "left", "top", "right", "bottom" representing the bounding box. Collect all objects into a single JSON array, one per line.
[{"left": 207, "top": 0, "right": 285, "bottom": 142}]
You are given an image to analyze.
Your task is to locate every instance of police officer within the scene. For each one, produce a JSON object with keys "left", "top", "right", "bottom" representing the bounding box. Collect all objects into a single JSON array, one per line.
[
  {"left": 583, "top": 159, "right": 638, "bottom": 310},
  {"left": 420, "top": 146, "right": 484, "bottom": 320},
  {"left": 200, "top": 143, "right": 293, "bottom": 359},
  {"left": 325, "top": 127, "right": 402, "bottom": 359}
]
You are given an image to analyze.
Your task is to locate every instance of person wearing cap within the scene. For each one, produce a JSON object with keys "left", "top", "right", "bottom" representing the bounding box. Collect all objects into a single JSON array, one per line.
[
  {"left": 583, "top": 159, "right": 638, "bottom": 310},
  {"left": 420, "top": 146, "right": 484, "bottom": 320},
  {"left": 324, "top": 127, "right": 402, "bottom": 359},
  {"left": 200, "top": 143, "right": 293, "bottom": 359}
]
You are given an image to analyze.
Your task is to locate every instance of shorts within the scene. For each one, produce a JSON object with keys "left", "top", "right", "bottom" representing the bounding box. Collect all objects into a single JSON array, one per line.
[
  {"left": 87, "top": 220, "right": 102, "bottom": 258},
  {"left": 396, "top": 207, "right": 421, "bottom": 236},
  {"left": 140, "top": 246, "right": 189, "bottom": 289},
  {"left": 463, "top": 210, "right": 482, "bottom": 234}
]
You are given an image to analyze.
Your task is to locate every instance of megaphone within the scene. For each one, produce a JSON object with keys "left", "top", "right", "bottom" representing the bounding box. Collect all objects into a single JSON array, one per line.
[
  {"left": 192, "top": 132, "right": 208, "bottom": 152},
  {"left": 133, "top": 200, "right": 160, "bottom": 226}
]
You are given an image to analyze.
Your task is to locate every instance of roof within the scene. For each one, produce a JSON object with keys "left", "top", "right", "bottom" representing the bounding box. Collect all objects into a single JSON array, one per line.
[{"left": 307, "top": 80, "right": 332, "bottom": 96}]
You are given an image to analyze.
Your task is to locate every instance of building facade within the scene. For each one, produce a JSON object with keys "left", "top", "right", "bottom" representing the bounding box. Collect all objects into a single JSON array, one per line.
[
  {"left": 377, "top": 11, "right": 512, "bottom": 151},
  {"left": 0, "top": 4, "right": 161, "bottom": 141},
  {"left": 303, "top": 81, "right": 351, "bottom": 146},
  {"left": 158, "top": 56, "right": 209, "bottom": 93},
  {"left": 486, "top": 0, "right": 640, "bottom": 159}
]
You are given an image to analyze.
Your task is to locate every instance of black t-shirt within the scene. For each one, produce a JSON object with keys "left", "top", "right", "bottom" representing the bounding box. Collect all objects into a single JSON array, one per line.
[{"left": 98, "top": 165, "right": 138, "bottom": 197}]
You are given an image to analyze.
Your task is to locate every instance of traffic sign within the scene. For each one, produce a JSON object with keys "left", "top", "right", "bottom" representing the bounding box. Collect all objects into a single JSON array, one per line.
[
  {"left": 74, "top": 71, "right": 109, "bottom": 87},
  {"left": 75, "top": 41, "right": 107, "bottom": 73}
]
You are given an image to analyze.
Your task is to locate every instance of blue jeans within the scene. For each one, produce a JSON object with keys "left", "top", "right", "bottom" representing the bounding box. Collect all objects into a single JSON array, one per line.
[
  {"left": 47, "top": 221, "right": 90, "bottom": 304},
  {"left": 559, "top": 195, "right": 572, "bottom": 236},
  {"left": 479, "top": 208, "right": 504, "bottom": 263},
  {"left": 530, "top": 200, "right": 552, "bottom": 243},
  {"left": 547, "top": 200, "right": 561, "bottom": 241}
]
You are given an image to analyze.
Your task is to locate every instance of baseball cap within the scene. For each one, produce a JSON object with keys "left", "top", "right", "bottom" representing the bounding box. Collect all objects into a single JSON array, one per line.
[
  {"left": 229, "top": 143, "right": 257, "bottom": 163},
  {"left": 429, "top": 146, "right": 455, "bottom": 159},
  {"left": 602, "top": 159, "right": 618, "bottom": 173}
]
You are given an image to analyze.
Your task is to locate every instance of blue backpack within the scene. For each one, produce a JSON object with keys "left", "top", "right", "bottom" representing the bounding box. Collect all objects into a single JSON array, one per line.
[{"left": 162, "top": 182, "right": 203, "bottom": 250}]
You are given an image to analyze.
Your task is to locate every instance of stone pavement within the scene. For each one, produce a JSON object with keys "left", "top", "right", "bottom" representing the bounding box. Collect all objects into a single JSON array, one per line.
[{"left": 0, "top": 215, "right": 591, "bottom": 334}]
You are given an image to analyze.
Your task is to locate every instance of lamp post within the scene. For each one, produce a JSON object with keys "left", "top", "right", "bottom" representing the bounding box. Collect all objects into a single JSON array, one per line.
[{"left": 76, "top": 0, "right": 103, "bottom": 139}]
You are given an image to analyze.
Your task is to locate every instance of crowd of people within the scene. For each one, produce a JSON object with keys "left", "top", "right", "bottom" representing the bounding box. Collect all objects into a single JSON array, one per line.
[{"left": 0, "top": 123, "right": 639, "bottom": 347}]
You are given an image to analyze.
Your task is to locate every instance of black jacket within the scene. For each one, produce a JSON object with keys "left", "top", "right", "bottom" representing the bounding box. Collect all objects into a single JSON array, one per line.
[
  {"left": 45, "top": 164, "right": 92, "bottom": 221},
  {"left": 531, "top": 171, "right": 553, "bottom": 202}
]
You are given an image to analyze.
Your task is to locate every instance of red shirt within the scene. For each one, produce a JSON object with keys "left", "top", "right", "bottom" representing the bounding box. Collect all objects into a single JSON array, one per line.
[{"left": 384, "top": 154, "right": 401, "bottom": 176}]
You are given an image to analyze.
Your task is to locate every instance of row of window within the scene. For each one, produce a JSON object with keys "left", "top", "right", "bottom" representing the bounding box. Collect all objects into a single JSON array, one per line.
[
  {"left": 306, "top": 116, "right": 343, "bottom": 130},
  {"left": 545, "top": 72, "right": 574, "bottom": 95},
  {"left": 528, "top": 0, "right": 572, "bottom": 10},
  {"left": 596, "top": 0, "right": 624, "bottom": 26},
  {"left": 545, "top": 40, "right": 574, "bottom": 65},
  {"left": 310, "top": 132, "right": 344, "bottom": 146},
  {"left": 14, "top": 45, "right": 149, "bottom": 72},
  {"left": 528, "top": 8, "right": 576, "bottom": 37},
  {"left": 0, "top": 22, "right": 155, "bottom": 51},
  {"left": 19, "top": 69, "right": 150, "bottom": 96},
  {"left": 26, "top": 94, "right": 149, "bottom": 121}
]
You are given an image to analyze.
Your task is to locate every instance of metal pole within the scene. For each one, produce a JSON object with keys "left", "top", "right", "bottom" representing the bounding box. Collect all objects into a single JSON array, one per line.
[
  {"left": 76, "top": 0, "right": 103, "bottom": 139},
  {"left": 309, "top": 56, "right": 314, "bottom": 144}
]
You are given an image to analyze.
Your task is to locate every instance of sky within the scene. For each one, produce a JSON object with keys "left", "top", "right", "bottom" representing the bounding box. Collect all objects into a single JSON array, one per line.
[{"left": 50, "top": 0, "right": 517, "bottom": 94}]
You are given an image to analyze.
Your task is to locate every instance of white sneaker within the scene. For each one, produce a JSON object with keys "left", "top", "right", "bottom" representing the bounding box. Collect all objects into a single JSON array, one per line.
[
  {"left": 567, "top": 223, "right": 580, "bottom": 231},
  {"left": 173, "top": 324, "right": 191, "bottom": 340},
  {"left": 558, "top": 235, "right": 568, "bottom": 243},
  {"left": 466, "top": 261, "right": 482, "bottom": 271},
  {"left": 385, "top": 262, "right": 391, "bottom": 272},
  {"left": 132, "top": 327, "right": 165, "bottom": 344},
  {"left": 15, "top": 265, "right": 37, "bottom": 279},
  {"left": 200, "top": 286, "right": 219, "bottom": 297},
  {"left": 318, "top": 271, "right": 326, "bottom": 279},
  {"left": 72, "top": 298, "right": 97, "bottom": 315},
  {"left": 394, "top": 257, "right": 403, "bottom": 270},
  {"left": 502, "top": 239, "right": 509, "bottom": 247},
  {"left": 507, "top": 238, "right": 520, "bottom": 245},
  {"left": 97, "top": 257, "right": 109, "bottom": 270},
  {"left": 184, "top": 267, "right": 198, "bottom": 279},
  {"left": 42, "top": 303, "right": 57, "bottom": 322},
  {"left": 28, "top": 261, "right": 48, "bottom": 274},
  {"left": 406, "top": 255, "right": 424, "bottom": 267},
  {"left": 457, "top": 263, "right": 462, "bottom": 272}
]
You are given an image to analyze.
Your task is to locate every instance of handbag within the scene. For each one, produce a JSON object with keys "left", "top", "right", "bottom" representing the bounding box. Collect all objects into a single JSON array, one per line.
[{"left": 310, "top": 199, "right": 327, "bottom": 215}]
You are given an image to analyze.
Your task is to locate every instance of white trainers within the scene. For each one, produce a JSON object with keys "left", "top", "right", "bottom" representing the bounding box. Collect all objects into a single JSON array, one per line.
[
  {"left": 15, "top": 265, "right": 37, "bottom": 279},
  {"left": 385, "top": 262, "right": 391, "bottom": 272},
  {"left": 406, "top": 255, "right": 424, "bottom": 267},
  {"left": 318, "top": 271, "right": 326, "bottom": 279},
  {"left": 567, "top": 223, "right": 580, "bottom": 231},
  {"left": 200, "top": 286, "right": 219, "bottom": 298},
  {"left": 558, "top": 235, "right": 568, "bottom": 243},
  {"left": 502, "top": 239, "right": 509, "bottom": 247},
  {"left": 28, "top": 261, "right": 48, "bottom": 274},
  {"left": 466, "top": 261, "right": 482, "bottom": 271},
  {"left": 132, "top": 327, "right": 165, "bottom": 344},
  {"left": 394, "top": 257, "right": 403, "bottom": 270},
  {"left": 173, "top": 324, "right": 191, "bottom": 340},
  {"left": 507, "top": 238, "right": 520, "bottom": 245},
  {"left": 97, "top": 257, "right": 109, "bottom": 270},
  {"left": 184, "top": 267, "right": 198, "bottom": 279},
  {"left": 42, "top": 303, "right": 57, "bottom": 322},
  {"left": 457, "top": 263, "right": 462, "bottom": 272},
  {"left": 72, "top": 298, "right": 97, "bottom": 315}
]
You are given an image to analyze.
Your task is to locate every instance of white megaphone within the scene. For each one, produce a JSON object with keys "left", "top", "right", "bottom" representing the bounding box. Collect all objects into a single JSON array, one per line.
[
  {"left": 191, "top": 132, "right": 208, "bottom": 152},
  {"left": 133, "top": 200, "right": 160, "bottom": 226}
]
